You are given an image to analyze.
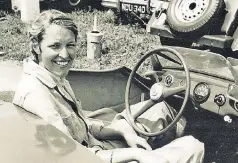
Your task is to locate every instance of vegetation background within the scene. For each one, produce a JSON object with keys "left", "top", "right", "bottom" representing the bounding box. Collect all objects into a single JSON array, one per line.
[{"left": 0, "top": 6, "right": 161, "bottom": 70}]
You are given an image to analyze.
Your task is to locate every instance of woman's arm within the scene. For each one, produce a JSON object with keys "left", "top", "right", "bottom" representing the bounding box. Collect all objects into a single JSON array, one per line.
[
  {"left": 87, "top": 118, "right": 129, "bottom": 139},
  {"left": 98, "top": 118, "right": 136, "bottom": 139},
  {"left": 23, "top": 91, "right": 72, "bottom": 137},
  {"left": 89, "top": 118, "right": 151, "bottom": 150}
]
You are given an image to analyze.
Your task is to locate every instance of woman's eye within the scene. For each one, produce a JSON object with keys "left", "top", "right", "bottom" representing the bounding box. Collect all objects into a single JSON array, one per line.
[
  {"left": 49, "top": 44, "right": 61, "bottom": 49},
  {"left": 68, "top": 44, "right": 76, "bottom": 48}
]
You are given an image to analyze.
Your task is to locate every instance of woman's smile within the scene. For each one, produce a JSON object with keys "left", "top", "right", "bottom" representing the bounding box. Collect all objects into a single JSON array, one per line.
[
  {"left": 38, "top": 24, "right": 77, "bottom": 78},
  {"left": 53, "top": 58, "right": 72, "bottom": 68}
]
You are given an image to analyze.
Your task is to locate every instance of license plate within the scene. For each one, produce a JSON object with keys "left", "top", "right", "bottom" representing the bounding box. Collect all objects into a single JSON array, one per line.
[{"left": 121, "top": 3, "right": 147, "bottom": 14}]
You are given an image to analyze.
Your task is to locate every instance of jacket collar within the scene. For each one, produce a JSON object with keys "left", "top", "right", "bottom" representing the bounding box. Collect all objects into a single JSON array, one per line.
[{"left": 23, "top": 57, "right": 66, "bottom": 89}]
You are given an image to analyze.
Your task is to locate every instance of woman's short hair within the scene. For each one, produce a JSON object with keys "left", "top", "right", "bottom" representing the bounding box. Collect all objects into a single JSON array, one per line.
[{"left": 28, "top": 10, "right": 78, "bottom": 61}]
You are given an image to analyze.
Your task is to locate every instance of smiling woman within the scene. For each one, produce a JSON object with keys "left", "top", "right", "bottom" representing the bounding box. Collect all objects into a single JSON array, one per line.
[
  {"left": 28, "top": 10, "right": 77, "bottom": 78},
  {"left": 12, "top": 9, "right": 204, "bottom": 163},
  {"left": 35, "top": 24, "right": 76, "bottom": 78}
]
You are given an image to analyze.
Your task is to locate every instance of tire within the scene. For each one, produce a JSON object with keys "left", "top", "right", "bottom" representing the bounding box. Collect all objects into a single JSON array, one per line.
[
  {"left": 68, "top": 0, "right": 81, "bottom": 6},
  {"left": 167, "top": 0, "right": 224, "bottom": 36}
]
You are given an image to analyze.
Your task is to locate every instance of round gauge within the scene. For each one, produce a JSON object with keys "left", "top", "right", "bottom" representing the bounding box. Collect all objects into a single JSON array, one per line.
[
  {"left": 164, "top": 74, "right": 174, "bottom": 87},
  {"left": 193, "top": 82, "right": 210, "bottom": 103},
  {"left": 234, "top": 101, "right": 238, "bottom": 112}
]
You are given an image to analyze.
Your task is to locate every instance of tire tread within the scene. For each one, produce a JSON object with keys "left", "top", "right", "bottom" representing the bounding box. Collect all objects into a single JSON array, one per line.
[{"left": 167, "top": 0, "right": 223, "bottom": 36}]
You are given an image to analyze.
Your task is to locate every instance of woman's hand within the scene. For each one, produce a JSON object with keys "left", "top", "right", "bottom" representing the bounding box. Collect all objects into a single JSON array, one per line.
[
  {"left": 109, "top": 119, "right": 152, "bottom": 150},
  {"left": 123, "top": 130, "right": 152, "bottom": 150}
]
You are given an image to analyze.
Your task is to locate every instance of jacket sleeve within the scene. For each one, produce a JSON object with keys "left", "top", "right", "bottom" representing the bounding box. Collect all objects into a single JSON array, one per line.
[
  {"left": 85, "top": 118, "right": 105, "bottom": 139},
  {"left": 22, "top": 90, "right": 72, "bottom": 138}
]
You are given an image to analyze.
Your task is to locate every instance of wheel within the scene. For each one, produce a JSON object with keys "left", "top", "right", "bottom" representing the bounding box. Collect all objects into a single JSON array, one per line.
[
  {"left": 167, "top": 0, "right": 224, "bottom": 36},
  {"left": 68, "top": 0, "right": 81, "bottom": 6},
  {"left": 125, "top": 47, "right": 191, "bottom": 136}
]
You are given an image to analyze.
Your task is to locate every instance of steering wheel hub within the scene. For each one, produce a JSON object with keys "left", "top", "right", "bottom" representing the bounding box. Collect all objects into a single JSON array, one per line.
[{"left": 150, "top": 83, "right": 164, "bottom": 101}]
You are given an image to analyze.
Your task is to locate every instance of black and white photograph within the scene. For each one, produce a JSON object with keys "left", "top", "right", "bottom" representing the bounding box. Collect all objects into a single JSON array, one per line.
[{"left": 0, "top": 0, "right": 238, "bottom": 162}]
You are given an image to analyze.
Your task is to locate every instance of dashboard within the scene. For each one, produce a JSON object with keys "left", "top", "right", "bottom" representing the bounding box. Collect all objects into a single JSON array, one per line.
[{"left": 150, "top": 69, "right": 238, "bottom": 117}]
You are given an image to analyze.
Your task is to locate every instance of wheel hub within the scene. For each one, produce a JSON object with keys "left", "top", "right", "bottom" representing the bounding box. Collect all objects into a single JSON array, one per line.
[{"left": 177, "top": 0, "right": 209, "bottom": 22}]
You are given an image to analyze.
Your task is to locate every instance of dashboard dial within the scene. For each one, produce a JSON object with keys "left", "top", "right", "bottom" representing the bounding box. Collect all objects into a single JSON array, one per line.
[
  {"left": 193, "top": 83, "right": 210, "bottom": 103},
  {"left": 164, "top": 74, "right": 174, "bottom": 87}
]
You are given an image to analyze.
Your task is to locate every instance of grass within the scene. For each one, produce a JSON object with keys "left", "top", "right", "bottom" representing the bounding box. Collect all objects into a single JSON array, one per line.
[{"left": 0, "top": 9, "right": 161, "bottom": 70}]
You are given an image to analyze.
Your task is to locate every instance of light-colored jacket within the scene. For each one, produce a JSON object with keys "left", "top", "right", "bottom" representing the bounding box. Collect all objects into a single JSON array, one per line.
[{"left": 13, "top": 58, "right": 104, "bottom": 153}]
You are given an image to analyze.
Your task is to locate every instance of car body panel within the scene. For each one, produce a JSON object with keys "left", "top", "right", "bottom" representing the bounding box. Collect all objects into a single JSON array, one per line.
[
  {"left": 0, "top": 101, "right": 105, "bottom": 163},
  {"left": 0, "top": 61, "right": 22, "bottom": 102},
  {"left": 68, "top": 67, "right": 151, "bottom": 114}
]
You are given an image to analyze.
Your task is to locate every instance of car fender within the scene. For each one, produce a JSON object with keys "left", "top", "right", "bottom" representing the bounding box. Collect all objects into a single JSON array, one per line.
[{"left": 0, "top": 102, "right": 105, "bottom": 163}]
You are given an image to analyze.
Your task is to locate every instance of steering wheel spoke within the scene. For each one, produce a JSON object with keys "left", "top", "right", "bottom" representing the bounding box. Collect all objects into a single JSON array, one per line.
[
  {"left": 132, "top": 99, "right": 156, "bottom": 119},
  {"left": 163, "top": 85, "right": 186, "bottom": 99}
]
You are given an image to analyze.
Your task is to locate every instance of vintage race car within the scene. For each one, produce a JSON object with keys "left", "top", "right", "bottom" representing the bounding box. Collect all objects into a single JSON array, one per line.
[{"left": 1, "top": 46, "right": 238, "bottom": 162}]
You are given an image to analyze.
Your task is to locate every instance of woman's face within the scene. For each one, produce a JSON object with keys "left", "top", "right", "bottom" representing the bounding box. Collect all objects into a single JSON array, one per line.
[{"left": 38, "top": 24, "right": 77, "bottom": 78}]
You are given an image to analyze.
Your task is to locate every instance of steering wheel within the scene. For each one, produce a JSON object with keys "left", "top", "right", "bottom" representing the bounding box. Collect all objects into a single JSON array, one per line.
[{"left": 125, "top": 47, "right": 191, "bottom": 137}]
